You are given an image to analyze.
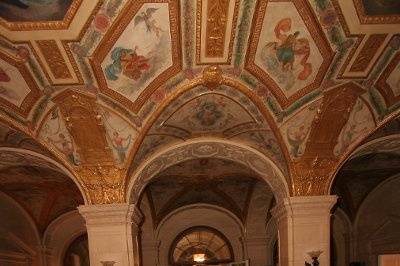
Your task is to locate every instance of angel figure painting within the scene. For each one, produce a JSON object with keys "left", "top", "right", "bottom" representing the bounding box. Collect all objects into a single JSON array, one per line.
[
  {"left": 261, "top": 18, "right": 312, "bottom": 90},
  {"left": 103, "top": 4, "right": 173, "bottom": 102},
  {"left": 255, "top": 3, "right": 323, "bottom": 98}
]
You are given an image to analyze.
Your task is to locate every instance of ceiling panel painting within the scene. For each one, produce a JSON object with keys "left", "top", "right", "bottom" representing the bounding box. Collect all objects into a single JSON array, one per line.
[
  {"left": 245, "top": 0, "right": 333, "bottom": 108},
  {"left": 92, "top": 1, "right": 181, "bottom": 112},
  {"left": 0, "top": 0, "right": 74, "bottom": 22},
  {"left": 0, "top": 52, "right": 41, "bottom": 118},
  {"left": 359, "top": 0, "right": 400, "bottom": 17}
]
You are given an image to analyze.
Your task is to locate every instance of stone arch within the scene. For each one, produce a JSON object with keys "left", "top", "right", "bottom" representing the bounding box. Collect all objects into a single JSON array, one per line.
[
  {"left": 353, "top": 173, "right": 400, "bottom": 229},
  {"left": 155, "top": 204, "right": 245, "bottom": 266},
  {"left": 126, "top": 138, "right": 290, "bottom": 204},
  {"left": 0, "top": 147, "right": 88, "bottom": 204},
  {"left": 328, "top": 132, "right": 400, "bottom": 194},
  {"left": 42, "top": 210, "right": 86, "bottom": 266},
  {"left": 127, "top": 73, "right": 291, "bottom": 180}
]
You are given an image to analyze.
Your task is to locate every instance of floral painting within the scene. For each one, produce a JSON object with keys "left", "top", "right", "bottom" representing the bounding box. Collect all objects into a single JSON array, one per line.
[
  {"left": 0, "top": 0, "right": 73, "bottom": 22},
  {"left": 98, "top": 107, "right": 137, "bottom": 164},
  {"left": 0, "top": 58, "right": 31, "bottom": 108},
  {"left": 101, "top": 3, "right": 173, "bottom": 102},
  {"left": 255, "top": 2, "right": 322, "bottom": 98}
]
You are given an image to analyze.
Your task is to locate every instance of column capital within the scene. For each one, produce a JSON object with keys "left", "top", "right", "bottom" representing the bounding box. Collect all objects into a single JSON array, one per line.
[
  {"left": 272, "top": 195, "right": 337, "bottom": 221},
  {"left": 78, "top": 203, "right": 143, "bottom": 227}
]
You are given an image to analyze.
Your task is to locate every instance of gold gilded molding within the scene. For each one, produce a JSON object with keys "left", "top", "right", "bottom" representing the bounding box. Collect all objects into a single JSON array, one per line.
[
  {"left": 202, "top": 65, "right": 223, "bottom": 89},
  {"left": 78, "top": 163, "right": 125, "bottom": 204},
  {"left": 245, "top": 0, "right": 334, "bottom": 109},
  {"left": 52, "top": 90, "right": 129, "bottom": 204},
  {"left": 0, "top": 0, "right": 83, "bottom": 31},
  {"left": 36, "top": 40, "right": 72, "bottom": 80},
  {"left": 90, "top": 0, "right": 182, "bottom": 114},
  {"left": 205, "top": 0, "right": 229, "bottom": 57},
  {"left": 53, "top": 91, "right": 113, "bottom": 164},
  {"left": 196, "top": 0, "right": 239, "bottom": 64},
  {"left": 0, "top": 51, "right": 42, "bottom": 118},
  {"left": 349, "top": 34, "right": 387, "bottom": 72},
  {"left": 291, "top": 83, "right": 365, "bottom": 195}
]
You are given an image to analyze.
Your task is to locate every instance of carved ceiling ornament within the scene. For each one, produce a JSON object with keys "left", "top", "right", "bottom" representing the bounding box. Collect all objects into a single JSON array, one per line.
[
  {"left": 196, "top": 0, "right": 240, "bottom": 64},
  {"left": 291, "top": 83, "right": 365, "bottom": 196}
]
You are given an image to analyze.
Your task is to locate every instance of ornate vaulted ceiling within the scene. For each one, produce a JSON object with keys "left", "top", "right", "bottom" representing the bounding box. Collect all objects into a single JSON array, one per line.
[{"left": 0, "top": 0, "right": 399, "bottom": 207}]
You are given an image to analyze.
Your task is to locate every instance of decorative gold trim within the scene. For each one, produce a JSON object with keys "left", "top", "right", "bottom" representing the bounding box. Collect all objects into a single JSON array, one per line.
[
  {"left": 349, "top": 34, "right": 387, "bottom": 72},
  {"left": 353, "top": 0, "right": 400, "bottom": 25},
  {"left": 36, "top": 40, "right": 72, "bottom": 79},
  {"left": 333, "top": 0, "right": 394, "bottom": 79},
  {"left": 244, "top": 0, "right": 334, "bottom": 109},
  {"left": 0, "top": 0, "right": 83, "bottom": 31},
  {"left": 90, "top": 0, "right": 182, "bottom": 114},
  {"left": 195, "top": 0, "right": 240, "bottom": 65},
  {"left": 0, "top": 51, "right": 42, "bottom": 118}
]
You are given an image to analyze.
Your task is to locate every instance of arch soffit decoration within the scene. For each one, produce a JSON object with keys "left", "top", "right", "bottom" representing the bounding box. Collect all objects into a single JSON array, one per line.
[
  {"left": 328, "top": 112, "right": 400, "bottom": 194},
  {"left": 127, "top": 138, "right": 289, "bottom": 205},
  {"left": 0, "top": 147, "right": 88, "bottom": 204},
  {"left": 126, "top": 70, "right": 292, "bottom": 180}
]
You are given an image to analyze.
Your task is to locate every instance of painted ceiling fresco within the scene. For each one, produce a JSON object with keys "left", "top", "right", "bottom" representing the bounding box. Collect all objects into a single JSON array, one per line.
[
  {"left": 0, "top": 0, "right": 398, "bottom": 208},
  {"left": 142, "top": 158, "right": 272, "bottom": 225}
]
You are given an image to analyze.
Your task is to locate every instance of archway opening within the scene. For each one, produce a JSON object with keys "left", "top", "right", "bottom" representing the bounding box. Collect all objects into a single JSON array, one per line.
[{"left": 135, "top": 155, "right": 280, "bottom": 266}]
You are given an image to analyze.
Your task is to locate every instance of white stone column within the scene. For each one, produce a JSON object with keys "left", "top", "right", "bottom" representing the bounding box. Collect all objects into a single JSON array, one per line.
[
  {"left": 244, "top": 237, "right": 269, "bottom": 266},
  {"left": 272, "top": 195, "right": 337, "bottom": 266},
  {"left": 78, "top": 204, "right": 142, "bottom": 266}
]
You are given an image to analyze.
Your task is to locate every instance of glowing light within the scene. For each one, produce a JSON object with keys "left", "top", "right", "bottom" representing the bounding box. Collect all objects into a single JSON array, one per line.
[{"left": 193, "top": 253, "right": 206, "bottom": 263}]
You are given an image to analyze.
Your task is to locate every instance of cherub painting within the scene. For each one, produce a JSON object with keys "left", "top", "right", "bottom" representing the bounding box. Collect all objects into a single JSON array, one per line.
[
  {"left": 108, "top": 131, "right": 132, "bottom": 163},
  {"left": 105, "top": 46, "right": 150, "bottom": 81},
  {"left": 102, "top": 4, "right": 172, "bottom": 100},
  {"left": 260, "top": 18, "right": 312, "bottom": 90}
]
